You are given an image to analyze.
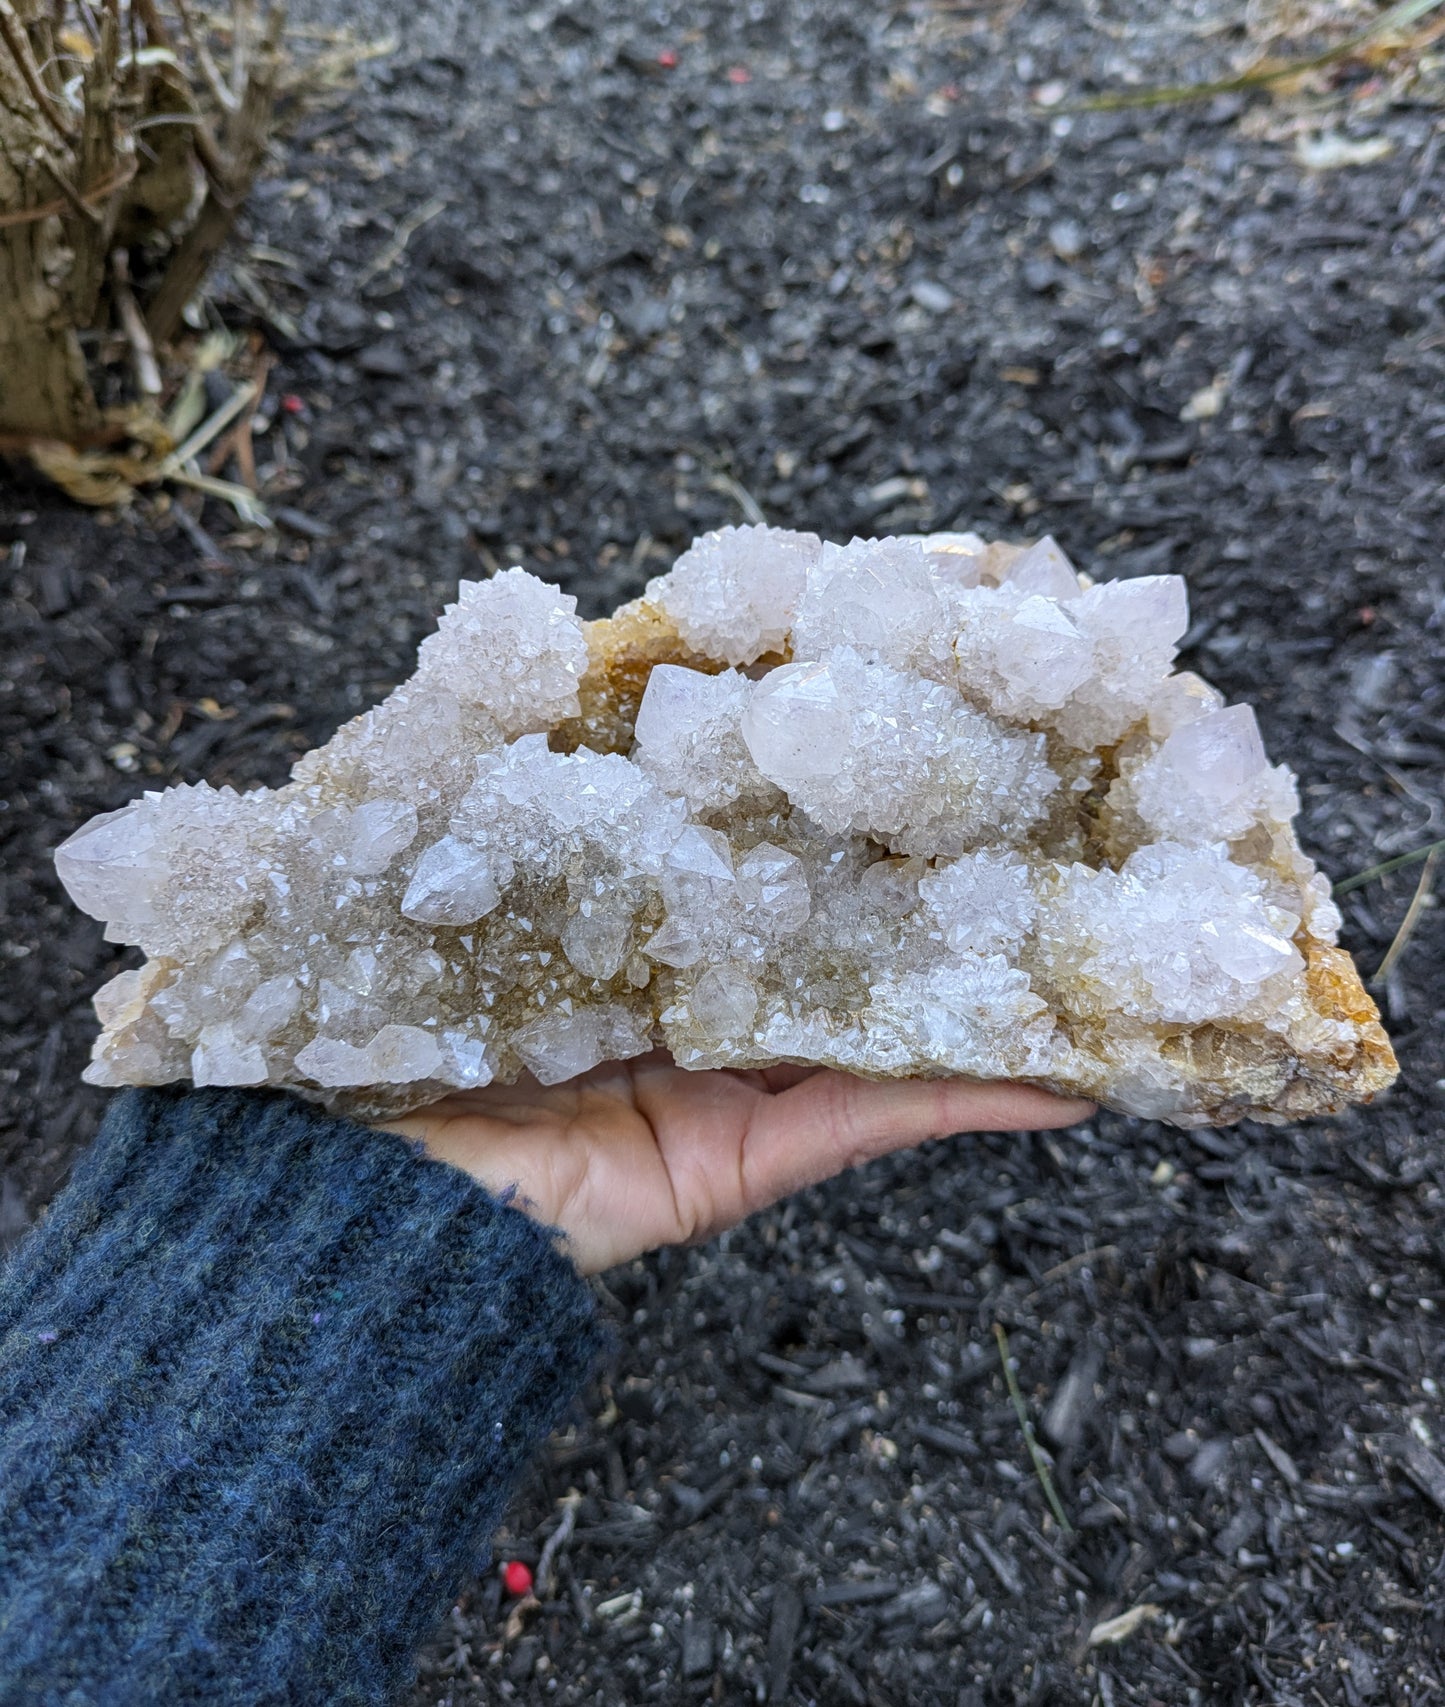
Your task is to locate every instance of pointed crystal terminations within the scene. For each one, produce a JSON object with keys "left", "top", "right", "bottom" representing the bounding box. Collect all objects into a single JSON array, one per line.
[{"left": 55, "top": 527, "right": 1396, "bottom": 1126}]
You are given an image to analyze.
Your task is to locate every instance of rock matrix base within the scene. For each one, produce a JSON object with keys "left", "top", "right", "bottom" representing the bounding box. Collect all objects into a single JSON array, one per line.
[{"left": 57, "top": 528, "right": 1397, "bottom": 1127}]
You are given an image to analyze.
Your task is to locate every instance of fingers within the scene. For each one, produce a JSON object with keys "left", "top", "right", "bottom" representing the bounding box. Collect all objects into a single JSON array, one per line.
[
  {"left": 742, "top": 1073, "right": 1094, "bottom": 1210},
  {"left": 755, "top": 1062, "right": 824, "bottom": 1094}
]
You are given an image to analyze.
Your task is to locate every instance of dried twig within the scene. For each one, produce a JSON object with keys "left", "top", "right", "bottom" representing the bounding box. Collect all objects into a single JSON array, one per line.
[
  {"left": 172, "top": 0, "right": 238, "bottom": 112},
  {"left": 146, "top": 4, "right": 285, "bottom": 342},
  {"left": 39, "top": 154, "right": 103, "bottom": 223},
  {"left": 0, "top": 0, "right": 77, "bottom": 140},
  {"left": 0, "top": 128, "right": 135, "bottom": 232},
  {"left": 157, "top": 380, "right": 258, "bottom": 476},
  {"left": 111, "top": 249, "right": 162, "bottom": 396},
  {"left": 1371, "top": 844, "right": 1439, "bottom": 986},
  {"left": 205, "top": 347, "right": 271, "bottom": 486},
  {"left": 130, "top": 0, "right": 172, "bottom": 50},
  {"left": 355, "top": 191, "right": 449, "bottom": 288},
  {"left": 231, "top": 0, "right": 254, "bottom": 108},
  {"left": 535, "top": 1491, "right": 582, "bottom": 1598},
  {"left": 167, "top": 465, "right": 270, "bottom": 524}
]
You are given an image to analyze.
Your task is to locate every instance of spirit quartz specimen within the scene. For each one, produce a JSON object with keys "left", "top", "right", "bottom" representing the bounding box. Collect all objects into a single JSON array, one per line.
[{"left": 56, "top": 527, "right": 1397, "bottom": 1126}]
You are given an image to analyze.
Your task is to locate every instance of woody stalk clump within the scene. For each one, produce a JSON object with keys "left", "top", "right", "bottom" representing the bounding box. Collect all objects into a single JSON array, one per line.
[{"left": 0, "top": 0, "right": 284, "bottom": 471}]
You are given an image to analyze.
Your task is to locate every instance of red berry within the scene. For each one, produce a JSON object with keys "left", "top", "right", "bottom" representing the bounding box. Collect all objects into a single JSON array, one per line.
[
  {"left": 281, "top": 394, "right": 305, "bottom": 415},
  {"left": 657, "top": 48, "right": 677, "bottom": 68},
  {"left": 727, "top": 65, "right": 751, "bottom": 84},
  {"left": 502, "top": 1560, "right": 534, "bottom": 1597}
]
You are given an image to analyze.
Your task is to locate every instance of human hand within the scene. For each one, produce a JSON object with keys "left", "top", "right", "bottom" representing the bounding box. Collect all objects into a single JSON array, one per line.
[{"left": 383, "top": 1055, "right": 1092, "bottom": 1275}]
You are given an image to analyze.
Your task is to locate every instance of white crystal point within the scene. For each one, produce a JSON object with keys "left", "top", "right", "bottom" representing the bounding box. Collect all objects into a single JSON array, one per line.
[
  {"left": 401, "top": 834, "right": 502, "bottom": 925},
  {"left": 743, "top": 647, "right": 1057, "bottom": 856},
  {"left": 645, "top": 524, "right": 821, "bottom": 665},
  {"left": 736, "top": 843, "right": 811, "bottom": 936},
  {"left": 56, "top": 783, "right": 266, "bottom": 959},
  {"left": 1127, "top": 704, "right": 1280, "bottom": 844},
  {"left": 1074, "top": 574, "right": 1188, "bottom": 674},
  {"left": 92, "top": 968, "right": 151, "bottom": 1031},
  {"left": 513, "top": 1002, "right": 653, "bottom": 1085},
  {"left": 866, "top": 957, "right": 1062, "bottom": 1079},
  {"left": 632, "top": 664, "right": 763, "bottom": 812},
  {"left": 55, "top": 523, "right": 1393, "bottom": 1127},
  {"left": 240, "top": 976, "right": 301, "bottom": 1037},
  {"left": 913, "top": 532, "right": 987, "bottom": 591},
  {"left": 954, "top": 588, "right": 1096, "bottom": 719},
  {"left": 55, "top": 803, "right": 160, "bottom": 930},
  {"left": 687, "top": 964, "right": 759, "bottom": 1043},
  {"left": 739, "top": 659, "right": 853, "bottom": 788},
  {"left": 416, "top": 568, "right": 589, "bottom": 735},
  {"left": 1146, "top": 671, "right": 1225, "bottom": 740},
  {"left": 646, "top": 826, "right": 740, "bottom": 969},
  {"left": 561, "top": 902, "right": 634, "bottom": 980},
  {"left": 920, "top": 850, "right": 1036, "bottom": 956},
  {"left": 311, "top": 798, "right": 417, "bottom": 876},
  {"left": 1001, "top": 535, "right": 1083, "bottom": 600},
  {"left": 297, "top": 1023, "right": 444, "bottom": 1087},
  {"left": 1035, "top": 574, "right": 1191, "bottom": 747},
  {"left": 1033, "top": 842, "right": 1303, "bottom": 1026},
  {"left": 790, "top": 537, "right": 949, "bottom": 676},
  {"left": 192, "top": 1024, "right": 268, "bottom": 1088}
]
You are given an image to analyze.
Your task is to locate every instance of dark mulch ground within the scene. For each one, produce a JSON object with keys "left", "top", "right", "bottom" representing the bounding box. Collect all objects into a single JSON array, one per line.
[{"left": 4, "top": 0, "right": 1445, "bottom": 1700}]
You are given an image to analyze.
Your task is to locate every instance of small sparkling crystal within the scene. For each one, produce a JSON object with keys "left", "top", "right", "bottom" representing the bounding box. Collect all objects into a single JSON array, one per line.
[{"left": 56, "top": 529, "right": 1396, "bottom": 1127}]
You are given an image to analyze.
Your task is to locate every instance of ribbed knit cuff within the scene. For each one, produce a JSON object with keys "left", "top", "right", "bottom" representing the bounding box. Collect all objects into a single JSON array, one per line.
[{"left": 0, "top": 1086, "right": 604, "bottom": 1706}]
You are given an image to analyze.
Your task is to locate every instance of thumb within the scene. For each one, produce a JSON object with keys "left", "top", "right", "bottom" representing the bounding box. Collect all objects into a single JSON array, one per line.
[{"left": 741, "top": 1073, "right": 1093, "bottom": 1209}]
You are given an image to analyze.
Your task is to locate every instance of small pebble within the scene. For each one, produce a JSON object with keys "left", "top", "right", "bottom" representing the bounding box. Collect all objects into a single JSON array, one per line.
[{"left": 909, "top": 279, "right": 953, "bottom": 314}]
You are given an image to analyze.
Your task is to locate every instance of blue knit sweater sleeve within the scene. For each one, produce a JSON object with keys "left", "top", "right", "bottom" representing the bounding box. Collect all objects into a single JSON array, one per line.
[{"left": 0, "top": 1086, "right": 605, "bottom": 1706}]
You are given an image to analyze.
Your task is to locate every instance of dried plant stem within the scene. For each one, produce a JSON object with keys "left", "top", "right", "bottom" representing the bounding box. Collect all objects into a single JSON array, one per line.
[
  {"left": 156, "top": 379, "right": 258, "bottom": 475},
  {"left": 173, "top": 0, "right": 237, "bottom": 113},
  {"left": 355, "top": 190, "right": 449, "bottom": 288},
  {"left": 39, "top": 153, "right": 102, "bottom": 222},
  {"left": 536, "top": 1491, "right": 581, "bottom": 1598},
  {"left": 1371, "top": 845, "right": 1439, "bottom": 986},
  {"left": 1063, "top": 0, "right": 1444, "bottom": 112},
  {"left": 1335, "top": 837, "right": 1445, "bottom": 897},
  {"left": 0, "top": 0, "right": 336, "bottom": 482},
  {"left": 112, "top": 248, "right": 162, "bottom": 397},
  {"left": 145, "top": 5, "right": 284, "bottom": 344},
  {"left": 231, "top": 0, "right": 253, "bottom": 110},
  {"left": 994, "top": 1324, "right": 1074, "bottom": 1537},
  {"left": 0, "top": 0, "right": 76, "bottom": 139}
]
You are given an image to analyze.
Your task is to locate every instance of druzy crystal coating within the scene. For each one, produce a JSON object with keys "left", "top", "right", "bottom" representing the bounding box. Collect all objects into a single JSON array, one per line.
[{"left": 56, "top": 529, "right": 1397, "bottom": 1125}]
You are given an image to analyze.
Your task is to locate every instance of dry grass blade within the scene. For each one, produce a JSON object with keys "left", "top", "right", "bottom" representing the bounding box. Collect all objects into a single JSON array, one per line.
[
  {"left": 1371, "top": 844, "right": 1439, "bottom": 985},
  {"left": 707, "top": 471, "right": 768, "bottom": 526},
  {"left": 1059, "top": 0, "right": 1444, "bottom": 112},
  {"left": 994, "top": 1324, "right": 1075, "bottom": 1537},
  {"left": 1334, "top": 836, "right": 1445, "bottom": 896}
]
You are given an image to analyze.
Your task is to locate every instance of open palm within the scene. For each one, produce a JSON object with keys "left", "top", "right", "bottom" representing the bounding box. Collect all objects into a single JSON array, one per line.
[{"left": 384, "top": 1055, "right": 1092, "bottom": 1274}]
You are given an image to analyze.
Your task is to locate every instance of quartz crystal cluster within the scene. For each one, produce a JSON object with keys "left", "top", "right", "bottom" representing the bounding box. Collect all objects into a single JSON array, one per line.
[{"left": 57, "top": 528, "right": 1396, "bottom": 1126}]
